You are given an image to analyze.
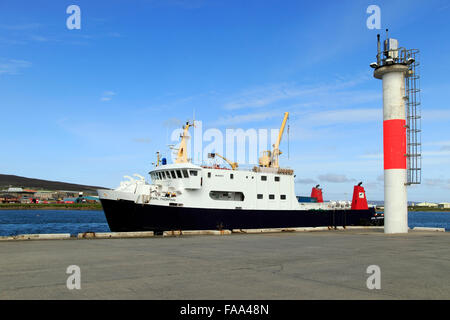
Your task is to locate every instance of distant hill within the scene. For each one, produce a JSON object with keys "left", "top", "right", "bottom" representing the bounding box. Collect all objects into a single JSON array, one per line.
[{"left": 0, "top": 174, "right": 105, "bottom": 193}]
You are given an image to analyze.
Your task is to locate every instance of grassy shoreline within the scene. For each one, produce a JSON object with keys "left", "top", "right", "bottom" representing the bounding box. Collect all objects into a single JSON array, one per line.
[
  {"left": 408, "top": 207, "right": 450, "bottom": 212},
  {"left": 0, "top": 203, "right": 448, "bottom": 212},
  {"left": 0, "top": 203, "right": 103, "bottom": 211}
]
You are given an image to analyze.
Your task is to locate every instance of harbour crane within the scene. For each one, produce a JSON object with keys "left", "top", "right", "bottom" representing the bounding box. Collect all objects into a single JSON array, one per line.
[
  {"left": 259, "top": 112, "right": 289, "bottom": 168},
  {"left": 208, "top": 153, "right": 239, "bottom": 170}
]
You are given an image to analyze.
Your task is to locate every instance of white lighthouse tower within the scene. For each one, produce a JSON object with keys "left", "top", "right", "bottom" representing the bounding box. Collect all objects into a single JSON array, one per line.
[{"left": 371, "top": 31, "right": 421, "bottom": 234}]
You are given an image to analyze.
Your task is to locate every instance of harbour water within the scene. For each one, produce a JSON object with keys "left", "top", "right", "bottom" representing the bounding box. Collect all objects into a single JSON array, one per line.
[
  {"left": 0, "top": 210, "right": 109, "bottom": 236},
  {"left": 0, "top": 210, "right": 449, "bottom": 236}
]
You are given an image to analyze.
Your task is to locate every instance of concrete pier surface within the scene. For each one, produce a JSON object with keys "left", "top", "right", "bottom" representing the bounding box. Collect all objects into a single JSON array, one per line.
[{"left": 0, "top": 229, "right": 449, "bottom": 299}]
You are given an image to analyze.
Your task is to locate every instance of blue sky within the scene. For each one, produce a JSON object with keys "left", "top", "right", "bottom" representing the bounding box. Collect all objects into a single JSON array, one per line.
[{"left": 1, "top": 0, "right": 449, "bottom": 202}]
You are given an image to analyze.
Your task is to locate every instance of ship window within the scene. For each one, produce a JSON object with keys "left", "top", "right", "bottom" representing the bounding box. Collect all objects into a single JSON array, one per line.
[
  {"left": 189, "top": 170, "right": 198, "bottom": 176},
  {"left": 269, "top": 194, "right": 275, "bottom": 200},
  {"left": 164, "top": 171, "right": 170, "bottom": 179},
  {"left": 280, "top": 195, "right": 286, "bottom": 200},
  {"left": 275, "top": 176, "right": 280, "bottom": 182},
  {"left": 257, "top": 194, "right": 263, "bottom": 199},
  {"left": 182, "top": 169, "right": 189, "bottom": 178},
  {"left": 171, "top": 170, "right": 177, "bottom": 179},
  {"left": 209, "top": 191, "right": 244, "bottom": 201},
  {"left": 261, "top": 176, "right": 267, "bottom": 181},
  {"left": 176, "top": 170, "right": 182, "bottom": 178},
  {"left": 208, "top": 172, "right": 211, "bottom": 178},
  {"left": 230, "top": 173, "right": 234, "bottom": 179}
]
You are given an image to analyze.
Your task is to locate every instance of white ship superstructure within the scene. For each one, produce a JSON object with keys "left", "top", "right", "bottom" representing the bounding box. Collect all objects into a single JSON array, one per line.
[{"left": 102, "top": 164, "right": 342, "bottom": 211}]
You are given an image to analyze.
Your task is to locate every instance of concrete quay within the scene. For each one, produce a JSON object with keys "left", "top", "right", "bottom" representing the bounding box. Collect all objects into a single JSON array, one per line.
[{"left": 0, "top": 229, "right": 448, "bottom": 299}]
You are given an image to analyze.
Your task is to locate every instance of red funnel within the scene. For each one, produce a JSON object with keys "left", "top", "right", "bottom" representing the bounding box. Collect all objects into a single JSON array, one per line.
[
  {"left": 351, "top": 182, "right": 369, "bottom": 210},
  {"left": 310, "top": 185, "right": 323, "bottom": 203}
]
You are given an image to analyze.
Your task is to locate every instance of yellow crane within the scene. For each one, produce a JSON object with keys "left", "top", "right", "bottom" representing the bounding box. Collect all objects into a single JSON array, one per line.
[
  {"left": 208, "top": 153, "right": 239, "bottom": 170},
  {"left": 258, "top": 112, "right": 289, "bottom": 168}
]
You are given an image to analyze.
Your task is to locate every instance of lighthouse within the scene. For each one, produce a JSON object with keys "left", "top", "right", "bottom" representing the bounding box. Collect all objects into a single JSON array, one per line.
[{"left": 371, "top": 31, "right": 419, "bottom": 234}]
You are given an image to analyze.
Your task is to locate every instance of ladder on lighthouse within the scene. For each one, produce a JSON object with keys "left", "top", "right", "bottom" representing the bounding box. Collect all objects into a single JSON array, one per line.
[{"left": 402, "top": 49, "right": 422, "bottom": 185}]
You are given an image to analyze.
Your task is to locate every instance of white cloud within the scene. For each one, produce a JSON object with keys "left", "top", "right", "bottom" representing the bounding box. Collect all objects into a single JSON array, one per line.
[
  {"left": 0, "top": 59, "right": 31, "bottom": 75},
  {"left": 422, "top": 110, "right": 450, "bottom": 121},
  {"left": 132, "top": 138, "right": 151, "bottom": 144},
  {"left": 422, "top": 150, "right": 450, "bottom": 157},
  {"left": 223, "top": 83, "right": 297, "bottom": 110},
  {"left": 222, "top": 72, "right": 376, "bottom": 111},
  {"left": 30, "top": 35, "right": 51, "bottom": 42},
  {"left": 318, "top": 173, "right": 355, "bottom": 183},
  {"left": 423, "top": 140, "right": 450, "bottom": 147},
  {"left": 107, "top": 32, "right": 121, "bottom": 38},
  {"left": 211, "top": 111, "right": 280, "bottom": 126},
  {"left": 100, "top": 91, "right": 116, "bottom": 102},
  {"left": 424, "top": 178, "right": 450, "bottom": 189},
  {"left": 163, "top": 118, "right": 183, "bottom": 128},
  {"left": 295, "top": 178, "right": 317, "bottom": 184},
  {"left": 0, "top": 23, "right": 41, "bottom": 30},
  {"left": 299, "top": 108, "right": 380, "bottom": 126},
  {"left": 360, "top": 152, "right": 383, "bottom": 160}
]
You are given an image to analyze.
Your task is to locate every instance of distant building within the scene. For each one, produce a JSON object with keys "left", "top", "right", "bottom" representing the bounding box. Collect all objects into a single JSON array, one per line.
[
  {"left": 0, "top": 194, "right": 20, "bottom": 203},
  {"left": 63, "top": 196, "right": 100, "bottom": 204},
  {"left": 34, "top": 191, "right": 57, "bottom": 201},
  {"left": 0, "top": 187, "right": 92, "bottom": 204},
  {"left": 438, "top": 203, "right": 450, "bottom": 209},
  {"left": 416, "top": 202, "right": 438, "bottom": 207},
  {"left": 6, "top": 187, "right": 23, "bottom": 192}
]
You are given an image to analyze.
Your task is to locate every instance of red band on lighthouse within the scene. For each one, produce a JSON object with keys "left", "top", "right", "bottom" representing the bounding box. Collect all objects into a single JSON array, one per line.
[{"left": 383, "top": 119, "right": 407, "bottom": 170}]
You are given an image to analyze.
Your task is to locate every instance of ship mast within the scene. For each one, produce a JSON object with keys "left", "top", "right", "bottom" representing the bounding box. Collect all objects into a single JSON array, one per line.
[
  {"left": 153, "top": 151, "right": 161, "bottom": 167},
  {"left": 175, "top": 121, "right": 195, "bottom": 163}
]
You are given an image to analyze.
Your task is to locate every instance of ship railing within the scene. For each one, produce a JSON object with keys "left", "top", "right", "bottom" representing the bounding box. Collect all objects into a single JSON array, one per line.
[{"left": 198, "top": 162, "right": 294, "bottom": 175}]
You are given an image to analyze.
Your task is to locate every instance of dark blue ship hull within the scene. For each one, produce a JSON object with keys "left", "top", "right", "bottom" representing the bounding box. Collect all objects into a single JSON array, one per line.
[{"left": 100, "top": 199, "right": 382, "bottom": 233}]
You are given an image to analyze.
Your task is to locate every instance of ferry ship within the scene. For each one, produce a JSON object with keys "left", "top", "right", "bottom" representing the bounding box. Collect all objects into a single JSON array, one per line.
[{"left": 98, "top": 112, "right": 381, "bottom": 233}]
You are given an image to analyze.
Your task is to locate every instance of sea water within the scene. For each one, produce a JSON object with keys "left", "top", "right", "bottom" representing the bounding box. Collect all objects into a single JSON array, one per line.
[
  {"left": 0, "top": 210, "right": 109, "bottom": 236},
  {"left": 0, "top": 210, "right": 449, "bottom": 236}
]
